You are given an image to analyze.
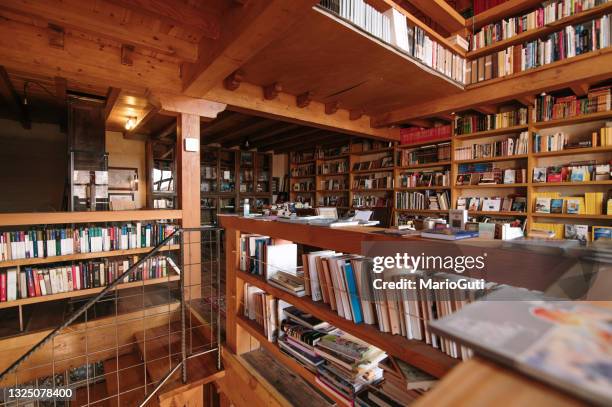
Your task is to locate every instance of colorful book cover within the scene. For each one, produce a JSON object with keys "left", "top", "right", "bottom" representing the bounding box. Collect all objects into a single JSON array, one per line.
[{"left": 343, "top": 263, "right": 363, "bottom": 324}]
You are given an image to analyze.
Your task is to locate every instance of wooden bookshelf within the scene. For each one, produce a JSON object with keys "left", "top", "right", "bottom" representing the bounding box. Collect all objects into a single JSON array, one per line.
[
  {"left": 466, "top": 0, "right": 542, "bottom": 30},
  {"left": 532, "top": 110, "right": 612, "bottom": 129},
  {"left": 532, "top": 181, "right": 612, "bottom": 187},
  {"left": 0, "top": 210, "right": 182, "bottom": 227},
  {"left": 455, "top": 183, "right": 528, "bottom": 189},
  {"left": 396, "top": 160, "right": 452, "bottom": 170},
  {"left": 236, "top": 268, "right": 458, "bottom": 379},
  {"left": 467, "top": 1, "right": 612, "bottom": 59},
  {"left": 469, "top": 211, "right": 527, "bottom": 217},
  {"left": 0, "top": 245, "right": 180, "bottom": 268},
  {"left": 396, "top": 186, "right": 451, "bottom": 191},
  {"left": 397, "top": 137, "right": 452, "bottom": 149},
  {"left": 531, "top": 213, "right": 611, "bottom": 220},
  {"left": 0, "top": 274, "right": 180, "bottom": 311},
  {"left": 531, "top": 146, "right": 612, "bottom": 158}
]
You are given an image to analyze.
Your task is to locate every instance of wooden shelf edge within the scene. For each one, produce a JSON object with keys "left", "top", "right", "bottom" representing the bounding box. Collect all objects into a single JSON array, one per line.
[
  {"left": 0, "top": 210, "right": 182, "bottom": 227},
  {"left": 0, "top": 245, "right": 180, "bottom": 268},
  {"left": 0, "top": 274, "right": 180, "bottom": 310},
  {"left": 532, "top": 146, "right": 612, "bottom": 157},
  {"left": 398, "top": 138, "right": 452, "bottom": 149},
  {"left": 454, "top": 125, "right": 528, "bottom": 140},
  {"left": 532, "top": 110, "right": 612, "bottom": 129},
  {"left": 455, "top": 184, "right": 528, "bottom": 189},
  {"left": 454, "top": 154, "right": 529, "bottom": 164},
  {"left": 236, "top": 269, "right": 459, "bottom": 378},
  {"left": 531, "top": 213, "right": 611, "bottom": 220},
  {"left": 396, "top": 161, "right": 452, "bottom": 170}
]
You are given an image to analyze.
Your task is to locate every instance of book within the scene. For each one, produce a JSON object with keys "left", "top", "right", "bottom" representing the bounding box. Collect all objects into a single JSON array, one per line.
[
  {"left": 533, "top": 167, "right": 547, "bottom": 183},
  {"left": 430, "top": 287, "right": 612, "bottom": 406},
  {"left": 564, "top": 224, "right": 589, "bottom": 241},
  {"left": 420, "top": 228, "right": 479, "bottom": 240},
  {"left": 448, "top": 209, "right": 468, "bottom": 229},
  {"left": 550, "top": 198, "right": 564, "bottom": 214},
  {"left": 284, "top": 306, "right": 330, "bottom": 330},
  {"left": 592, "top": 226, "right": 612, "bottom": 241},
  {"left": 535, "top": 197, "right": 551, "bottom": 213},
  {"left": 478, "top": 223, "right": 496, "bottom": 239},
  {"left": 566, "top": 197, "right": 584, "bottom": 214}
]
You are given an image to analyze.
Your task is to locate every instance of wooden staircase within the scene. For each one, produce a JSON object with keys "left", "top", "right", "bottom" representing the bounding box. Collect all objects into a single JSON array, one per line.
[{"left": 72, "top": 314, "right": 223, "bottom": 406}]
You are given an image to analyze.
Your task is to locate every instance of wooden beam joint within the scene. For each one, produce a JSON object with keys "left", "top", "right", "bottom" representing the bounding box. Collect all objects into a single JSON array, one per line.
[
  {"left": 296, "top": 91, "right": 313, "bottom": 108},
  {"left": 224, "top": 70, "right": 245, "bottom": 91},
  {"left": 121, "top": 44, "right": 134, "bottom": 66},
  {"left": 263, "top": 82, "right": 282, "bottom": 100},
  {"left": 325, "top": 101, "right": 339, "bottom": 115},
  {"left": 349, "top": 109, "right": 363, "bottom": 121},
  {"left": 47, "top": 23, "right": 64, "bottom": 49}
]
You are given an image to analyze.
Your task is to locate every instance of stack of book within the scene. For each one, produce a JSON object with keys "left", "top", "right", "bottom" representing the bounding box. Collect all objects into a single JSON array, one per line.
[
  {"left": 0, "top": 222, "right": 178, "bottom": 262},
  {"left": 455, "top": 131, "right": 529, "bottom": 160},
  {"left": 533, "top": 161, "right": 611, "bottom": 182},
  {"left": 0, "top": 255, "right": 175, "bottom": 302},
  {"left": 352, "top": 157, "right": 394, "bottom": 171},
  {"left": 535, "top": 86, "right": 611, "bottom": 121},
  {"left": 318, "top": 145, "right": 350, "bottom": 158},
  {"left": 454, "top": 109, "right": 528, "bottom": 134},
  {"left": 291, "top": 151, "right": 316, "bottom": 163},
  {"left": 319, "top": 178, "right": 349, "bottom": 190},
  {"left": 319, "top": 195, "right": 349, "bottom": 207},
  {"left": 399, "top": 125, "right": 451, "bottom": 145}
]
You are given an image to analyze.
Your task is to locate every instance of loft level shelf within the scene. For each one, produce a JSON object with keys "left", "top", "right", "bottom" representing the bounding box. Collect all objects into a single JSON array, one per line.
[
  {"left": 237, "top": 270, "right": 458, "bottom": 378},
  {"left": 454, "top": 125, "right": 529, "bottom": 140},
  {"left": 352, "top": 168, "right": 395, "bottom": 175},
  {"left": 467, "top": 0, "right": 544, "bottom": 30},
  {"left": 467, "top": 1, "right": 612, "bottom": 59},
  {"left": 0, "top": 245, "right": 180, "bottom": 268},
  {"left": 0, "top": 210, "right": 182, "bottom": 227},
  {"left": 0, "top": 274, "right": 180, "bottom": 310},
  {"left": 533, "top": 110, "right": 612, "bottom": 129}
]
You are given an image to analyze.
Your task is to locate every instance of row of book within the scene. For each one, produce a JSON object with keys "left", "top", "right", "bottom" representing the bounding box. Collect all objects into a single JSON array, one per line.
[
  {"left": 465, "top": 46, "right": 517, "bottom": 84},
  {"left": 454, "top": 108, "right": 528, "bottom": 135},
  {"left": 532, "top": 222, "right": 611, "bottom": 240},
  {"left": 519, "top": 14, "right": 611, "bottom": 70},
  {"left": 290, "top": 164, "right": 316, "bottom": 177},
  {"left": 318, "top": 160, "right": 349, "bottom": 175},
  {"left": 397, "top": 169, "right": 450, "bottom": 188},
  {"left": 291, "top": 152, "right": 316, "bottom": 164},
  {"left": 317, "top": 145, "right": 350, "bottom": 159},
  {"left": 399, "top": 125, "right": 451, "bottom": 146},
  {"left": 457, "top": 196, "right": 527, "bottom": 213},
  {"left": 352, "top": 195, "right": 392, "bottom": 208},
  {"left": 320, "top": 179, "right": 349, "bottom": 190},
  {"left": 533, "top": 191, "right": 610, "bottom": 214},
  {"left": 352, "top": 157, "right": 394, "bottom": 172},
  {"left": 533, "top": 161, "right": 611, "bottom": 182},
  {"left": 398, "top": 143, "right": 451, "bottom": 166},
  {"left": 396, "top": 190, "right": 451, "bottom": 211},
  {"left": 322, "top": 0, "right": 392, "bottom": 43},
  {"left": 351, "top": 140, "right": 390, "bottom": 153},
  {"left": 319, "top": 195, "right": 349, "bottom": 207},
  {"left": 454, "top": 132, "right": 530, "bottom": 160},
  {"left": 457, "top": 168, "right": 528, "bottom": 185},
  {"left": 292, "top": 181, "right": 315, "bottom": 192},
  {"left": 0, "top": 223, "right": 178, "bottom": 262},
  {"left": 468, "top": 0, "right": 611, "bottom": 51},
  {"left": 352, "top": 174, "right": 394, "bottom": 190},
  {"left": 535, "top": 86, "right": 611, "bottom": 121},
  {"left": 0, "top": 255, "right": 177, "bottom": 302}
]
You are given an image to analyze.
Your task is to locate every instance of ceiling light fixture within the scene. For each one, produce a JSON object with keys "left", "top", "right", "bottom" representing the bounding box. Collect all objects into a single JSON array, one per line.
[{"left": 125, "top": 116, "right": 137, "bottom": 130}]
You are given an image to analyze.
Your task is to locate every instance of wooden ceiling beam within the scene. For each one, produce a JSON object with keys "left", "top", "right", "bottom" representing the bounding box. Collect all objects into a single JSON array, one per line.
[
  {"left": 202, "top": 116, "right": 261, "bottom": 143},
  {"left": 210, "top": 118, "right": 275, "bottom": 143},
  {"left": 248, "top": 122, "right": 301, "bottom": 142},
  {"left": 182, "top": 0, "right": 319, "bottom": 97},
  {"left": 147, "top": 91, "right": 226, "bottom": 118},
  {"left": 203, "top": 81, "right": 399, "bottom": 141},
  {"left": 0, "top": 0, "right": 198, "bottom": 62},
  {"left": 256, "top": 127, "right": 323, "bottom": 150},
  {"left": 128, "top": 105, "right": 159, "bottom": 135},
  {"left": 570, "top": 82, "right": 590, "bottom": 97},
  {"left": 153, "top": 120, "right": 177, "bottom": 140},
  {"left": 0, "top": 66, "right": 30, "bottom": 129},
  {"left": 0, "top": 16, "right": 181, "bottom": 94},
  {"left": 104, "top": 0, "right": 221, "bottom": 40},
  {"left": 401, "top": 0, "right": 465, "bottom": 33},
  {"left": 272, "top": 131, "right": 340, "bottom": 152},
  {"left": 104, "top": 87, "right": 121, "bottom": 121},
  {"left": 372, "top": 51, "right": 612, "bottom": 125}
]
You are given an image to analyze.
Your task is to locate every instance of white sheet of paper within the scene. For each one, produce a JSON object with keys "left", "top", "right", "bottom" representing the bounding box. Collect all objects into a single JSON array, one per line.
[{"left": 354, "top": 210, "right": 373, "bottom": 222}]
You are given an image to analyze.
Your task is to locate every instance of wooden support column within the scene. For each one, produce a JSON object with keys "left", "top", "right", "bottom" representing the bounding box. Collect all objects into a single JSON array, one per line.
[
  {"left": 225, "top": 226, "right": 251, "bottom": 354},
  {"left": 177, "top": 113, "right": 202, "bottom": 300}
]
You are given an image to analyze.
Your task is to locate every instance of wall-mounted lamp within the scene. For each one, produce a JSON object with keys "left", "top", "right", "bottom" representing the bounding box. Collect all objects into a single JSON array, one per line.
[{"left": 125, "top": 116, "right": 137, "bottom": 130}]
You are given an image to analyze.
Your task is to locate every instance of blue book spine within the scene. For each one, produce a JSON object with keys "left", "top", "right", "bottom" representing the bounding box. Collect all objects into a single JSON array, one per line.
[{"left": 343, "top": 263, "right": 362, "bottom": 324}]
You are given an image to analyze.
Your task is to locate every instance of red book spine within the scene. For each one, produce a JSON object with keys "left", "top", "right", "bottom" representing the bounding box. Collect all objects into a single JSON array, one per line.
[
  {"left": 38, "top": 274, "right": 45, "bottom": 296},
  {"left": 72, "top": 265, "right": 78, "bottom": 291},
  {"left": 26, "top": 269, "right": 36, "bottom": 297},
  {"left": 0, "top": 272, "right": 6, "bottom": 302},
  {"left": 33, "top": 270, "right": 42, "bottom": 297}
]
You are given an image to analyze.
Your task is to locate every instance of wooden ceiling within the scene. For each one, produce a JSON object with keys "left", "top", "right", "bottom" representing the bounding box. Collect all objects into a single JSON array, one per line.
[
  {"left": 198, "top": 111, "right": 353, "bottom": 153},
  {"left": 239, "top": 6, "right": 463, "bottom": 117}
]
